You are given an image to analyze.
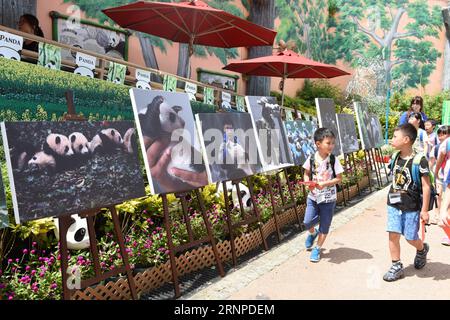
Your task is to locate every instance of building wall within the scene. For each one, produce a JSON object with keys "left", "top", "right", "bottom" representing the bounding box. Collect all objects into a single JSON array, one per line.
[{"left": 33, "top": 0, "right": 449, "bottom": 99}]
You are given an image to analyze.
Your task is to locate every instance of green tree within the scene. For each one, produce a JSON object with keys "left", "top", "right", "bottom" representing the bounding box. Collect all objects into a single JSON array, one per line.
[
  {"left": 65, "top": 0, "right": 240, "bottom": 79},
  {"left": 333, "top": 0, "right": 442, "bottom": 93},
  {"left": 275, "top": 0, "right": 337, "bottom": 63}
]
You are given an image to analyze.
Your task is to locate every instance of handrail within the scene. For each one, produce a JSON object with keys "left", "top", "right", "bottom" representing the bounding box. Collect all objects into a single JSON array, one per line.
[{"left": 0, "top": 24, "right": 240, "bottom": 103}]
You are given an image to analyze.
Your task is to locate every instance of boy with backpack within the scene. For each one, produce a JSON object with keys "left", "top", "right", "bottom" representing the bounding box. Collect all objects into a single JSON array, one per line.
[
  {"left": 302, "top": 128, "right": 344, "bottom": 262},
  {"left": 435, "top": 127, "right": 450, "bottom": 245},
  {"left": 429, "top": 125, "right": 449, "bottom": 226},
  {"left": 384, "top": 123, "right": 431, "bottom": 282}
]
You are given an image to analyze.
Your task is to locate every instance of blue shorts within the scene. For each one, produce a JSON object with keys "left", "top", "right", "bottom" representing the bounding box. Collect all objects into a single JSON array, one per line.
[
  {"left": 303, "top": 198, "right": 336, "bottom": 234},
  {"left": 386, "top": 206, "right": 420, "bottom": 241}
]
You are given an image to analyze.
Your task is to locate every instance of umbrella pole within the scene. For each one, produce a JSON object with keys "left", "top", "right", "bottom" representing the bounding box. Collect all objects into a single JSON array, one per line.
[{"left": 281, "top": 77, "right": 286, "bottom": 107}]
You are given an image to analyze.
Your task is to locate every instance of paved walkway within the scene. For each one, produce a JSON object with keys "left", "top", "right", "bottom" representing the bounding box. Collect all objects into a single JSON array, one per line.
[{"left": 184, "top": 186, "right": 450, "bottom": 300}]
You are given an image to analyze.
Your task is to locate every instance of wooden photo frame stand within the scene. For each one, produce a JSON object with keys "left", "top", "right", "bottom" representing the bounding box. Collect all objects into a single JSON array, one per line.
[
  {"left": 59, "top": 90, "right": 137, "bottom": 300},
  {"left": 221, "top": 176, "right": 268, "bottom": 267},
  {"left": 160, "top": 189, "right": 225, "bottom": 299}
]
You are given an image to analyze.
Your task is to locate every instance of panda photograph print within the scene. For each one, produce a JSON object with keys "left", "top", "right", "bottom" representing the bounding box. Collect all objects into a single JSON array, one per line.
[
  {"left": 0, "top": 168, "right": 8, "bottom": 229},
  {"left": 245, "top": 96, "right": 293, "bottom": 172},
  {"left": 129, "top": 89, "right": 207, "bottom": 195},
  {"left": 1, "top": 121, "right": 146, "bottom": 224},
  {"left": 195, "top": 112, "right": 263, "bottom": 183}
]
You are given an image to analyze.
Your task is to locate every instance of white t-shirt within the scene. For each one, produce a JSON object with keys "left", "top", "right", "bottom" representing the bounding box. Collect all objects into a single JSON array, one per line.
[
  {"left": 414, "top": 128, "right": 428, "bottom": 154},
  {"left": 303, "top": 152, "right": 344, "bottom": 204},
  {"left": 438, "top": 137, "right": 450, "bottom": 181}
]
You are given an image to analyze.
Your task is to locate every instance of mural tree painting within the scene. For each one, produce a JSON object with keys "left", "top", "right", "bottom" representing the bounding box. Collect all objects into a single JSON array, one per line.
[
  {"left": 276, "top": 0, "right": 338, "bottom": 63},
  {"left": 246, "top": 0, "right": 276, "bottom": 96},
  {"left": 65, "top": 0, "right": 240, "bottom": 79},
  {"left": 333, "top": 0, "right": 443, "bottom": 94}
]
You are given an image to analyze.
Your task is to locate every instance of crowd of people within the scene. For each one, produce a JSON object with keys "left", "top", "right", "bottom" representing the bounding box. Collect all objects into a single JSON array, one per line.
[{"left": 301, "top": 95, "right": 450, "bottom": 282}]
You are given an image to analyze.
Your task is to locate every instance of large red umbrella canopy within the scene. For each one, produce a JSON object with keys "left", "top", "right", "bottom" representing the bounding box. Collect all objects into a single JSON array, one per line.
[
  {"left": 102, "top": 1, "right": 277, "bottom": 51},
  {"left": 223, "top": 49, "right": 350, "bottom": 79}
]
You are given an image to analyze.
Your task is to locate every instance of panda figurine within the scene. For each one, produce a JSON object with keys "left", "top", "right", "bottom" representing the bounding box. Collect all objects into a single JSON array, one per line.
[
  {"left": 53, "top": 214, "right": 90, "bottom": 250},
  {"left": 74, "top": 65, "right": 94, "bottom": 78},
  {"left": 216, "top": 182, "right": 253, "bottom": 210},
  {"left": 89, "top": 128, "right": 124, "bottom": 154}
]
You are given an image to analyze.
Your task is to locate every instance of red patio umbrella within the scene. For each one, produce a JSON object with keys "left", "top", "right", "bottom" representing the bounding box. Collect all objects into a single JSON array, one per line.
[
  {"left": 102, "top": 0, "right": 277, "bottom": 57},
  {"left": 223, "top": 49, "right": 350, "bottom": 106}
]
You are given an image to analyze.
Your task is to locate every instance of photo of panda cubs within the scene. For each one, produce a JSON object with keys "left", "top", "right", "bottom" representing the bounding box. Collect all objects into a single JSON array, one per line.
[
  {"left": 195, "top": 112, "right": 263, "bottom": 183},
  {"left": 130, "top": 89, "right": 207, "bottom": 195},
  {"left": 1, "top": 121, "right": 146, "bottom": 224},
  {"left": 245, "top": 96, "right": 294, "bottom": 172},
  {"left": 0, "top": 168, "right": 8, "bottom": 229}
]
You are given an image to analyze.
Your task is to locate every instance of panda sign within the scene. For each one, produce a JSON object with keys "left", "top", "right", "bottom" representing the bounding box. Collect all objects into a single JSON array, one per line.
[
  {"left": 74, "top": 52, "right": 96, "bottom": 78},
  {"left": 135, "top": 69, "right": 151, "bottom": 91},
  {"left": 0, "top": 31, "right": 23, "bottom": 61}
]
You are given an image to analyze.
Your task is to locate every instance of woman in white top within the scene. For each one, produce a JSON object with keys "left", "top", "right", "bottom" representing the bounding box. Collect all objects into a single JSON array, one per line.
[{"left": 408, "top": 112, "right": 428, "bottom": 156}]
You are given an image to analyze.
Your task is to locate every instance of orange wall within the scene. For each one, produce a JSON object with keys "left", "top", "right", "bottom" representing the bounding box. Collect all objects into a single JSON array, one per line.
[{"left": 36, "top": 0, "right": 449, "bottom": 99}]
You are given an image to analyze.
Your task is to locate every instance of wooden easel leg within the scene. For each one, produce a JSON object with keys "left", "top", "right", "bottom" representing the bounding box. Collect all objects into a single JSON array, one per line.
[
  {"left": 268, "top": 175, "right": 282, "bottom": 243},
  {"left": 85, "top": 215, "right": 102, "bottom": 277},
  {"left": 161, "top": 194, "right": 180, "bottom": 298},
  {"left": 370, "top": 148, "right": 382, "bottom": 188},
  {"left": 247, "top": 177, "right": 268, "bottom": 251},
  {"left": 222, "top": 181, "right": 237, "bottom": 267},
  {"left": 195, "top": 189, "right": 225, "bottom": 277},
  {"left": 363, "top": 150, "right": 373, "bottom": 193},
  {"left": 110, "top": 207, "right": 138, "bottom": 300},
  {"left": 284, "top": 168, "right": 302, "bottom": 227},
  {"left": 300, "top": 167, "right": 307, "bottom": 204},
  {"left": 351, "top": 153, "right": 361, "bottom": 196},
  {"left": 59, "top": 215, "right": 72, "bottom": 300},
  {"left": 377, "top": 148, "right": 389, "bottom": 183}
]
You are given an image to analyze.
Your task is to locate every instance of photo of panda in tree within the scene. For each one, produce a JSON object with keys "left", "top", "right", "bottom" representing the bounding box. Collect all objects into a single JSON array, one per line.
[
  {"left": 284, "top": 120, "right": 316, "bottom": 166},
  {"left": 0, "top": 168, "right": 8, "bottom": 229},
  {"left": 336, "top": 114, "right": 360, "bottom": 154},
  {"left": 195, "top": 112, "right": 263, "bottom": 183},
  {"left": 245, "top": 96, "right": 293, "bottom": 172},
  {"left": 1, "top": 121, "right": 146, "bottom": 224},
  {"left": 130, "top": 89, "right": 208, "bottom": 195},
  {"left": 315, "top": 98, "right": 342, "bottom": 156}
]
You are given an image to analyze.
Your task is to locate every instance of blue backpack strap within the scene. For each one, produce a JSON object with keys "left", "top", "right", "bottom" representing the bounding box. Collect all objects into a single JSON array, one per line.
[
  {"left": 309, "top": 155, "right": 314, "bottom": 180},
  {"left": 389, "top": 151, "right": 400, "bottom": 174},
  {"left": 411, "top": 152, "right": 425, "bottom": 191},
  {"left": 419, "top": 130, "right": 424, "bottom": 142}
]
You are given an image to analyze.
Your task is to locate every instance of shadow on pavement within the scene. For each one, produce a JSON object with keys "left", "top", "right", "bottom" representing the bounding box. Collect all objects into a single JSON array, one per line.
[
  {"left": 321, "top": 247, "right": 373, "bottom": 264},
  {"left": 403, "top": 261, "right": 450, "bottom": 281}
]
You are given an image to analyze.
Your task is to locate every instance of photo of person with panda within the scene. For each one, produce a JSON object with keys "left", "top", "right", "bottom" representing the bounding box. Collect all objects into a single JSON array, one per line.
[
  {"left": 129, "top": 89, "right": 208, "bottom": 195},
  {"left": 245, "top": 96, "right": 294, "bottom": 172},
  {"left": 195, "top": 112, "right": 263, "bottom": 183},
  {"left": 1, "top": 121, "right": 146, "bottom": 224},
  {"left": 0, "top": 168, "right": 8, "bottom": 229}
]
